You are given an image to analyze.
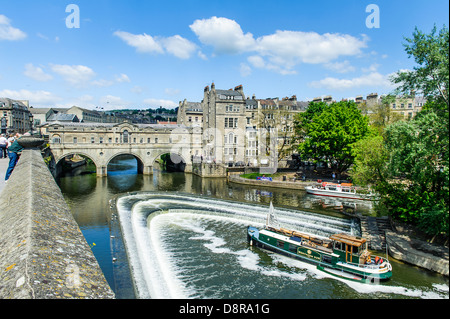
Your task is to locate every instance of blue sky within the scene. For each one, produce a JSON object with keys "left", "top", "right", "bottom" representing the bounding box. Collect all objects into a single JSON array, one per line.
[{"left": 1, "top": 0, "right": 448, "bottom": 110}]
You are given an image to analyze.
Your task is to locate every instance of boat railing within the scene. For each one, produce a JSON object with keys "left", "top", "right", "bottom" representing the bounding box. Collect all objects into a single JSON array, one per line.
[{"left": 339, "top": 258, "right": 390, "bottom": 270}]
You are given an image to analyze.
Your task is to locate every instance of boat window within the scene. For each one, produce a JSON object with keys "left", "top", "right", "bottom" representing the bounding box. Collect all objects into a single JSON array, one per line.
[
  {"left": 322, "top": 255, "right": 332, "bottom": 263},
  {"left": 277, "top": 241, "right": 284, "bottom": 249},
  {"left": 334, "top": 242, "right": 343, "bottom": 251},
  {"left": 352, "top": 245, "right": 359, "bottom": 254},
  {"left": 289, "top": 244, "right": 297, "bottom": 253}
]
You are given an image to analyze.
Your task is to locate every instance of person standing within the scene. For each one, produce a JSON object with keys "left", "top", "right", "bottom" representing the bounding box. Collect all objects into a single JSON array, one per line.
[
  {"left": 0, "top": 134, "right": 7, "bottom": 158},
  {"left": 4, "top": 133, "right": 27, "bottom": 182}
]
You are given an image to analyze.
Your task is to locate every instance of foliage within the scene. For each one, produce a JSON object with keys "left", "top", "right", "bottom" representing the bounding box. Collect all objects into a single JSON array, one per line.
[
  {"left": 294, "top": 101, "right": 370, "bottom": 173},
  {"left": 351, "top": 25, "right": 449, "bottom": 240},
  {"left": 367, "top": 95, "right": 404, "bottom": 134},
  {"left": 390, "top": 25, "right": 449, "bottom": 114},
  {"left": 349, "top": 134, "right": 388, "bottom": 187}
]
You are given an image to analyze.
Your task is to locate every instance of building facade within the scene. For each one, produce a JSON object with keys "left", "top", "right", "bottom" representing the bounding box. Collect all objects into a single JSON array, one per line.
[{"left": 0, "top": 98, "right": 33, "bottom": 134}]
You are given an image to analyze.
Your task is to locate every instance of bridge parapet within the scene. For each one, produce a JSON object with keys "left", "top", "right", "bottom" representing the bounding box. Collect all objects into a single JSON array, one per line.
[{"left": 0, "top": 147, "right": 115, "bottom": 299}]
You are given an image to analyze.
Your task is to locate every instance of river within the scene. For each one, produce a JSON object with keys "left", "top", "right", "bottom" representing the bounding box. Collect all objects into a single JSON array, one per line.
[{"left": 56, "top": 155, "right": 449, "bottom": 299}]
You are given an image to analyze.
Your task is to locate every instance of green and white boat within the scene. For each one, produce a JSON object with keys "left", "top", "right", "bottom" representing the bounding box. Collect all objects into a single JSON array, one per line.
[{"left": 247, "top": 203, "right": 392, "bottom": 283}]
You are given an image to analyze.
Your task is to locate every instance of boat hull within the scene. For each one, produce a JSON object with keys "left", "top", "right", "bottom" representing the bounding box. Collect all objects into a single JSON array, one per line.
[
  {"left": 305, "top": 186, "right": 373, "bottom": 201},
  {"left": 247, "top": 226, "right": 391, "bottom": 283}
]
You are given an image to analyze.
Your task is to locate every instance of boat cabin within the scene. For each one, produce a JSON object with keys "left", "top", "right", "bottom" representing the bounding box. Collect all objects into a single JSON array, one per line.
[{"left": 329, "top": 233, "right": 369, "bottom": 265}]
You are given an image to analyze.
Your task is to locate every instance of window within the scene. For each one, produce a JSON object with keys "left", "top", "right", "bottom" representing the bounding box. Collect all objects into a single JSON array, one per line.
[
  {"left": 289, "top": 244, "right": 297, "bottom": 253},
  {"left": 277, "top": 240, "right": 285, "bottom": 249},
  {"left": 52, "top": 136, "right": 61, "bottom": 144},
  {"left": 73, "top": 137, "right": 77, "bottom": 144},
  {"left": 91, "top": 137, "right": 95, "bottom": 143},
  {"left": 99, "top": 137, "right": 103, "bottom": 144},
  {"left": 123, "top": 130, "right": 129, "bottom": 143}
]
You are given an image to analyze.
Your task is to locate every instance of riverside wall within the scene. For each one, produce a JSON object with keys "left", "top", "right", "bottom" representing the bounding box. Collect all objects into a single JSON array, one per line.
[{"left": 0, "top": 149, "right": 115, "bottom": 299}]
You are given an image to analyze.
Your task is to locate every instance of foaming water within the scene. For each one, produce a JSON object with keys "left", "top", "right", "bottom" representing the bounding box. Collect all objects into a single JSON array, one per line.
[{"left": 116, "top": 192, "right": 449, "bottom": 299}]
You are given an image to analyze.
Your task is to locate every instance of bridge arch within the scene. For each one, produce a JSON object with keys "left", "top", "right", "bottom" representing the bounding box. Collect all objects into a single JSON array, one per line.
[
  {"left": 152, "top": 151, "right": 188, "bottom": 172},
  {"left": 53, "top": 151, "right": 99, "bottom": 178},
  {"left": 106, "top": 152, "right": 146, "bottom": 175}
]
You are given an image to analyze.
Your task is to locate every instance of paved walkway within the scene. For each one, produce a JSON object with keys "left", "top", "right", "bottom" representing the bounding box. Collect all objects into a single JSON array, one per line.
[{"left": 0, "top": 157, "right": 9, "bottom": 195}]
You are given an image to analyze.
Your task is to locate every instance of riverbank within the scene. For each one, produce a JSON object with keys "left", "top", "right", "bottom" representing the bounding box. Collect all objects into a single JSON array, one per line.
[{"left": 229, "top": 172, "right": 449, "bottom": 277}]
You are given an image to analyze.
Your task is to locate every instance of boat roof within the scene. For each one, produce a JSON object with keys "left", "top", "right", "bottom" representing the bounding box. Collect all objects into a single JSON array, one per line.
[{"left": 329, "top": 233, "right": 367, "bottom": 247}]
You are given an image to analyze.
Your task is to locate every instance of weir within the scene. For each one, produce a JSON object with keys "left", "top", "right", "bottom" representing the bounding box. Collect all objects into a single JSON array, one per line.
[{"left": 0, "top": 141, "right": 115, "bottom": 299}]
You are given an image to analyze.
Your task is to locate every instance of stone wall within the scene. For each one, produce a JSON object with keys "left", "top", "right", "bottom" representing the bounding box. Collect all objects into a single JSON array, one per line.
[{"left": 0, "top": 149, "right": 115, "bottom": 299}]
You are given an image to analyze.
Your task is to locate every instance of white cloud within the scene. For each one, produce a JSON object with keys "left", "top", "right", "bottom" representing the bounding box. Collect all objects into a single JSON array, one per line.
[
  {"left": 190, "top": 16, "right": 255, "bottom": 55},
  {"left": 161, "top": 35, "right": 197, "bottom": 59},
  {"left": 114, "top": 30, "right": 197, "bottom": 59},
  {"left": 143, "top": 98, "right": 177, "bottom": 108},
  {"left": 114, "top": 31, "right": 164, "bottom": 54},
  {"left": 0, "top": 89, "right": 61, "bottom": 105},
  {"left": 190, "top": 17, "right": 368, "bottom": 75},
  {"left": 115, "top": 73, "right": 130, "bottom": 83},
  {"left": 24, "top": 63, "right": 53, "bottom": 81},
  {"left": 50, "top": 64, "right": 96, "bottom": 87},
  {"left": 308, "top": 72, "right": 393, "bottom": 90},
  {"left": 0, "top": 14, "right": 26, "bottom": 41},
  {"left": 324, "top": 60, "right": 355, "bottom": 74},
  {"left": 247, "top": 55, "right": 296, "bottom": 75}
]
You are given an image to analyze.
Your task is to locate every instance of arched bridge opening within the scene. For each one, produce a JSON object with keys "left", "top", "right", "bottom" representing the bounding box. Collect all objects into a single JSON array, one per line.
[
  {"left": 107, "top": 154, "right": 145, "bottom": 176},
  {"left": 53, "top": 153, "right": 97, "bottom": 178},
  {"left": 154, "top": 153, "right": 186, "bottom": 172}
]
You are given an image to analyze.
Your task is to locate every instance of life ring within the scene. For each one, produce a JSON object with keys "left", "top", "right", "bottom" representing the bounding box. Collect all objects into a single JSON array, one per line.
[{"left": 366, "top": 256, "right": 371, "bottom": 264}]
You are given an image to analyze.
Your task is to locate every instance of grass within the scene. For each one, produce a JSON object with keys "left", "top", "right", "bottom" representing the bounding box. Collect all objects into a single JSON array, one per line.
[{"left": 240, "top": 172, "right": 282, "bottom": 180}]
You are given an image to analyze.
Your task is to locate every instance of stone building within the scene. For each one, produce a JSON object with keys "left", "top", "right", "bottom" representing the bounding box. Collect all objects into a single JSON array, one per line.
[
  {"left": 0, "top": 98, "right": 33, "bottom": 134},
  {"left": 201, "top": 83, "right": 247, "bottom": 165}
]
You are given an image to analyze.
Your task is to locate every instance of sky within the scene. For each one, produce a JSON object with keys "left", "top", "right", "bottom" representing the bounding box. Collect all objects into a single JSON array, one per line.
[{"left": 0, "top": 0, "right": 448, "bottom": 110}]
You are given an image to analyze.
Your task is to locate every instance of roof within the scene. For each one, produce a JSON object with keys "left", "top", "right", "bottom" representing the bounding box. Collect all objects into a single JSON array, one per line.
[
  {"left": 47, "top": 113, "right": 79, "bottom": 122},
  {"left": 215, "top": 89, "right": 242, "bottom": 97},
  {"left": 329, "top": 233, "right": 367, "bottom": 247}
]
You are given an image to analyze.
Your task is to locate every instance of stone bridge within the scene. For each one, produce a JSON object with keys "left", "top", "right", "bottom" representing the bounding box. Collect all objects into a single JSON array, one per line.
[{"left": 40, "top": 121, "right": 203, "bottom": 176}]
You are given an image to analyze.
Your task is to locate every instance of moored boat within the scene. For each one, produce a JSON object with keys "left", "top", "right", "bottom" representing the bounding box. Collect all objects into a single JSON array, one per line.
[
  {"left": 305, "top": 182, "right": 376, "bottom": 201},
  {"left": 247, "top": 203, "right": 392, "bottom": 283}
]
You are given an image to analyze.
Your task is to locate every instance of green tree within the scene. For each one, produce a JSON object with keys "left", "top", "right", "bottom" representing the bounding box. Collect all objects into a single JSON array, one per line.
[
  {"left": 368, "top": 94, "right": 404, "bottom": 134},
  {"left": 350, "top": 134, "right": 388, "bottom": 188},
  {"left": 390, "top": 25, "right": 449, "bottom": 114},
  {"left": 381, "top": 113, "right": 449, "bottom": 239},
  {"left": 295, "top": 101, "right": 370, "bottom": 173}
]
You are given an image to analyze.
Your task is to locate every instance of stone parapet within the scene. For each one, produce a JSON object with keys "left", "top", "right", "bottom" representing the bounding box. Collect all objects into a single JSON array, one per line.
[{"left": 0, "top": 149, "right": 115, "bottom": 299}]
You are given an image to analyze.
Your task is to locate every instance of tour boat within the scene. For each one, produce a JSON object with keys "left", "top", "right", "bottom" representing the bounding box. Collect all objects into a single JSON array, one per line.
[
  {"left": 305, "top": 182, "right": 375, "bottom": 201},
  {"left": 247, "top": 203, "right": 392, "bottom": 283}
]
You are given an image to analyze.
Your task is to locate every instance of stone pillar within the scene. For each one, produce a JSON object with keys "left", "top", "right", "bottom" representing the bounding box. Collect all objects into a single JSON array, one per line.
[
  {"left": 96, "top": 166, "right": 107, "bottom": 177},
  {"left": 143, "top": 165, "right": 153, "bottom": 175}
]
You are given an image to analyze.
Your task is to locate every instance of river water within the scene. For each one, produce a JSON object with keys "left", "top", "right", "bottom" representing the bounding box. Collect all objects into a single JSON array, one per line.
[{"left": 56, "top": 156, "right": 449, "bottom": 299}]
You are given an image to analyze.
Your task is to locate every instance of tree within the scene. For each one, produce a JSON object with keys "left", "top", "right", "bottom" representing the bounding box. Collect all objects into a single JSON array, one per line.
[
  {"left": 368, "top": 94, "right": 404, "bottom": 134},
  {"left": 386, "top": 25, "right": 449, "bottom": 240},
  {"left": 381, "top": 113, "right": 449, "bottom": 239},
  {"left": 294, "top": 101, "right": 370, "bottom": 173},
  {"left": 390, "top": 25, "right": 449, "bottom": 114},
  {"left": 350, "top": 134, "right": 388, "bottom": 188}
]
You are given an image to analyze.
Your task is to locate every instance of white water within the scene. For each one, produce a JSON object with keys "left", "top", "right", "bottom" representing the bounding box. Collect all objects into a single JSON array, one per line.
[{"left": 116, "top": 193, "right": 449, "bottom": 299}]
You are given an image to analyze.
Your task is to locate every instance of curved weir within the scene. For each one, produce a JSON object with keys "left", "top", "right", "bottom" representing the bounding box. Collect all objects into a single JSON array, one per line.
[{"left": 116, "top": 193, "right": 449, "bottom": 299}]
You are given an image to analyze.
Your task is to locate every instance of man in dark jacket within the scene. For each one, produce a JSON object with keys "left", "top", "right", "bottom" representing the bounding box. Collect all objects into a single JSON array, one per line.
[{"left": 4, "top": 135, "right": 25, "bottom": 182}]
